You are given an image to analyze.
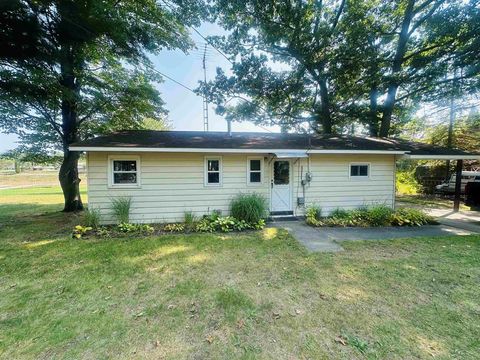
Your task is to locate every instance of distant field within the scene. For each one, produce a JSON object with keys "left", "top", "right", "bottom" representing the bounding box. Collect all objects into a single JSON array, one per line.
[
  {"left": 0, "top": 183, "right": 87, "bottom": 218},
  {"left": 0, "top": 171, "right": 86, "bottom": 188}
]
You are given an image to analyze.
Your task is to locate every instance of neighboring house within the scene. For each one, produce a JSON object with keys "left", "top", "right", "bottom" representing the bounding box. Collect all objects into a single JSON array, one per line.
[{"left": 70, "top": 130, "right": 480, "bottom": 224}]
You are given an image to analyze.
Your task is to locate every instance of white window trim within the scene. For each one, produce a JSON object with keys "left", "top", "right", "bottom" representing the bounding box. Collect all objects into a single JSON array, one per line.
[
  {"left": 349, "top": 162, "right": 370, "bottom": 179},
  {"left": 247, "top": 156, "right": 264, "bottom": 186},
  {"left": 108, "top": 155, "right": 141, "bottom": 188},
  {"left": 204, "top": 156, "right": 223, "bottom": 187}
]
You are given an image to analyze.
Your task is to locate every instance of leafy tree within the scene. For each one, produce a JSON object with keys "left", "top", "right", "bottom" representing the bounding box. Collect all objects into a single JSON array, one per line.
[
  {"left": 0, "top": 0, "right": 203, "bottom": 211},
  {"left": 204, "top": 0, "right": 351, "bottom": 134},
  {"left": 205, "top": 0, "right": 479, "bottom": 137}
]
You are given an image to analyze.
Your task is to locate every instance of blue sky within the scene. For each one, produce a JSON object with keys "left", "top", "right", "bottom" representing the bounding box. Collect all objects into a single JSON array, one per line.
[{"left": 0, "top": 23, "right": 277, "bottom": 153}]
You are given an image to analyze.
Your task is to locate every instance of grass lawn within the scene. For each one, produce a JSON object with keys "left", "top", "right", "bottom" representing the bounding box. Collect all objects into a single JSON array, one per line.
[{"left": 1, "top": 186, "right": 479, "bottom": 359}]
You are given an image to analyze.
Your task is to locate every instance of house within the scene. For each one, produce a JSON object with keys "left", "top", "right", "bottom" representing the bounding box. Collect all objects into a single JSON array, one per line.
[{"left": 70, "top": 130, "right": 480, "bottom": 224}]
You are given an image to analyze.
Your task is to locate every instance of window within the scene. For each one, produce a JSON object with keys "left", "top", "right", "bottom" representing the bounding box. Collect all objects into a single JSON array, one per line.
[
  {"left": 247, "top": 157, "right": 263, "bottom": 184},
  {"left": 350, "top": 163, "right": 369, "bottom": 178},
  {"left": 274, "top": 161, "right": 290, "bottom": 184},
  {"left": 205, "top": 157, "right": 222, "bottom": 186},
  {"left": 108, "top": 156, "right": 140, "bottom": 187}
]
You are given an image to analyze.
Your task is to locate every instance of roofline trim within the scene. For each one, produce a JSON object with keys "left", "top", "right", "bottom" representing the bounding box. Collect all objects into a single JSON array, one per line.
[
  {"left": 69, "top": 146, "right": 407, "bottom": 155},
  {"left": 405, "top": 154, "right": 480, "bottom": 160}
]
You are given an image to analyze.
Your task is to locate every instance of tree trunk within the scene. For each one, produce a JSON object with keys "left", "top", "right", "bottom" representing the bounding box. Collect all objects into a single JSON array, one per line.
[
  {"left": 59, "top": 42, "right": 83, "bottom": 212},
  {"left": 318, "top": 78, "right": 333, "bottom": 134},
  {"left": 59, "top": 149, "right": 83, "bottom": 211},
  {"left": 379, "top": 0, "right": 415, "bottom": 137},
  {"left": 368, "top": 87, "right": 379, "bottom": 136}
]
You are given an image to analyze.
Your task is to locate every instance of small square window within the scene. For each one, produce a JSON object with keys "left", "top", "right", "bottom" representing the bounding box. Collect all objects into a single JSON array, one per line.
[
  {"left": 350, "top": 164, "right": 369, "bottom": 178},
  {"left": 208, "top": 172, "right": 220, "bottom": 184},
  {"left": 110, "top": 158, "right": 140, "bottom": 186},
  {"left": 205, "top": 157, "right": 222, "bottom": 185},
  {"left": 248, "top": 158, "right": 262, "bottom": 184},
  {"left": 250, "top": 172, "right": 261, "bottom": 183}
]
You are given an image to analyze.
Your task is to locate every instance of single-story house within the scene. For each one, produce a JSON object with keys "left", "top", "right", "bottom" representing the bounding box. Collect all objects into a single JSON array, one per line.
[{"left": 70, "top": 130, "right": 480, "bottom": 224}]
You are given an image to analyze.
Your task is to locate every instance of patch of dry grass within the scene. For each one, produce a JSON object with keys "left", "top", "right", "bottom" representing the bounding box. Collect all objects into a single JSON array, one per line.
[{"left": 0, "top": 189, "right": 479, "bottom": 359}]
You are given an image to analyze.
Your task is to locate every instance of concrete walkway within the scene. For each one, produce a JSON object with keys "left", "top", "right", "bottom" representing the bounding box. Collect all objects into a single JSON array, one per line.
[
  {"left": 426, "top": 209, "right": 480, "bottom": 233},
  {"left": 273, "top": 220, "right": 476, "bottom": 253}
]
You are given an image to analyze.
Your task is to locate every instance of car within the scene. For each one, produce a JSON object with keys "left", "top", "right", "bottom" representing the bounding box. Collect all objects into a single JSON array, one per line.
[{"left": 435, "top": 171, "right": 480, "bottom": 194}]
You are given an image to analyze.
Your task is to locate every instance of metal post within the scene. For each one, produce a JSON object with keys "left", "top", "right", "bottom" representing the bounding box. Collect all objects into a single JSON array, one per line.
[{"left": 453, "top": 159, "right": 463, "bottom": 212}]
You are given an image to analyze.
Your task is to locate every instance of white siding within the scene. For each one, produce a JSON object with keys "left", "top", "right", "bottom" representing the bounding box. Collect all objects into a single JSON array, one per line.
[
  {"left": 294, "top": 154, "right": 396, "bottom": 216},
  {"left": 86, "top": 152, "right": 395, "bottom": 224},
  {"left": 87, "top": 152, "right": 270, "bottom": 224}
]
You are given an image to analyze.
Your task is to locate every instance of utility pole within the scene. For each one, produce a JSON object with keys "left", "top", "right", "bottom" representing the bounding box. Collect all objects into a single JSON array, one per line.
[
  {"left": 202, "top": 43, "right": 209, "bottom": 132},
  {"left": 446, "top": 69, "right": 457, "bottom": 180}
]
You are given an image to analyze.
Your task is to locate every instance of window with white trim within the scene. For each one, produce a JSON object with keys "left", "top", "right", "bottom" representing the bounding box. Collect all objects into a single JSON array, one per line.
[
  {"left": 205, "top": 157, "right": 222, "bottom": 186},
  {"left": 350, "top": 163, "right": 369, "bottom": 178},
  {"left": 109, "top": 156, "right": 140, "bottom": 187},
  {"left": 247, "top": 157, "right": 263, "bottom": 184}
]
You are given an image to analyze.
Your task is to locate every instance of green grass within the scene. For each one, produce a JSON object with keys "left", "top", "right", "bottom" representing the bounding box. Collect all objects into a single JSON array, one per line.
[
  {"left": 1, "top": 186, "right": 479, "bottom": 359},
  {"left": 0, "top": 185, "right": 87, "bottom": 220}
]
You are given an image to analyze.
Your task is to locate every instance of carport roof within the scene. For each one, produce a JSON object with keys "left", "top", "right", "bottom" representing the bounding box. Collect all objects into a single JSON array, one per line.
[{"left": 69, "top": 130, "right": 480, "bottom": 159}]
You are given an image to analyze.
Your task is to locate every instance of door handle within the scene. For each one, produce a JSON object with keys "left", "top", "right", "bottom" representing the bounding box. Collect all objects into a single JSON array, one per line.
[{"left": 271, "top": 179, "right": 273, "bottom": 188}]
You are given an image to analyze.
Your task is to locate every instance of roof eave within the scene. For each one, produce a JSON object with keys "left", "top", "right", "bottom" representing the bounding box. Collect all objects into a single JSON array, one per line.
[
  {"left": 404, "top": 154, "right": 480, "bottom": 160},
  {"left": 68, "top": 145, "right": 407, "bottom": 155}
]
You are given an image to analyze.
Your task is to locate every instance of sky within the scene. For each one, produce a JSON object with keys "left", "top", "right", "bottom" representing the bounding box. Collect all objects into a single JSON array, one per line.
[{"left": 0, "top": 23, "right": 277, "bottom": 153}]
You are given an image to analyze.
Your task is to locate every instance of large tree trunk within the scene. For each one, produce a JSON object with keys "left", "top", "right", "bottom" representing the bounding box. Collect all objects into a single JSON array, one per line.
[
  {"left": 59, "top": 42, "right": 83, "bottom": 212},
  {"left": 59, "top": 150, "right": 83, "bottom": 212},
  {"left": 368, "top": 87, "right": 379, "bottom": 137},
  {"left": 379, "top": 0, "right": 415, "bottom": 137},
  {"left": 318, "top": 78, "right": 333, "bottom": 134}
]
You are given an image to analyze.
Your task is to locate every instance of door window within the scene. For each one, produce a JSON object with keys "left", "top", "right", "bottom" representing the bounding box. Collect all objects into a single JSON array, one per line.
[{"left": 274, "top": 161, "right": 290, "bottom": 185}]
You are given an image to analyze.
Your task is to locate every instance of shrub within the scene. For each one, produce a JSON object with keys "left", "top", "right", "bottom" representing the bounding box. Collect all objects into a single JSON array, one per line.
[
  {"left": 396, "top": 171, "right": 420, "bottom": 195},
  {"left": 230, "top": 193, "right": 267, "bottom": 223},
  {"left": 111, "top": 197, "right": 132, "bottom": 224},
  {"left": 164, "top": 223, "right": 185, "bottom": 232},
  {"left": 72, "top": 225, "right": 92, "bottom": 239},
  {"left": 184, "top": 211, "right": 196, "bottom": 232},
  {"left": 195, "top": 218, "right": 215, "bottom": 232},
  {"left": 329, "top": 208, "right": 350, "bottom": 219},
  {"left": 366, "top": 205, "right": 394, "bottom": 227},
  {"left": 391, "top": 208, "right": 435, "bottom": 226},
  {"left": 118, "top": 222, "right": 154, "bottom": 234},
  {"left": 306, "top": 205, "right": 433, "bottom": 228},
  {"left": 305, "top": 205, "right": 322, "bottom": 225},
  {"left": 195, "top": 216, "right": 266, "bottom": 233},
  {"left": 83, "top": 208, "right": 101, "bottom": 228}
]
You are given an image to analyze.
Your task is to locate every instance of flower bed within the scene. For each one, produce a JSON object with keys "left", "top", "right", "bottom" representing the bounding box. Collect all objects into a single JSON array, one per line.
[{"left": 305, "top": 205, "right": 436, "bottom": 228}]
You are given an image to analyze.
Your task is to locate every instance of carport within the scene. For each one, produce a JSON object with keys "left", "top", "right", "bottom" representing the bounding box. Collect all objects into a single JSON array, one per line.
[{"left": 400, "top": 147, "right": 480, "bottom": 212}]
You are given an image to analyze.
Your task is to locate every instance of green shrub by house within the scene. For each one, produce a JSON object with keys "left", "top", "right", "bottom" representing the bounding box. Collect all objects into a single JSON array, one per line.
[
  {"left": 306, "top": 205, "right": 434, "bottom": 228},
  {"left": 230, "top": 193, "right": 267, "bottom": 223}
]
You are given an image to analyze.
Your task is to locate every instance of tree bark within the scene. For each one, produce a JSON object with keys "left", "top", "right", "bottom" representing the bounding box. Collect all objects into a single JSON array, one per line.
[
  {"left": 59, "top": 149, "right": 83, "bottom": 211},
  {"left": 368, "top": 87, "right": 379, "bottom": 137},
  {"left": 318, "top": 78, "right": 333, "bottom": 134},
  {"left": 59, "top": 42, "right": 83, "bottom": 212},
  {"left": 379, "top": 0, "right": 415, "bottom": 137}
]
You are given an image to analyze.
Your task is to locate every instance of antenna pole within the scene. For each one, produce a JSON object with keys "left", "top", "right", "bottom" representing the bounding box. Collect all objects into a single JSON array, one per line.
[{"left": 202, "top": 44, "right": 209, "bottom": 132}]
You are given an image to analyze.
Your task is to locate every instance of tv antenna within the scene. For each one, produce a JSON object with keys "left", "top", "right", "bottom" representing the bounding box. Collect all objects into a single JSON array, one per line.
[{"left": 202, "top": 43, "right": 209, "bottom": 131}]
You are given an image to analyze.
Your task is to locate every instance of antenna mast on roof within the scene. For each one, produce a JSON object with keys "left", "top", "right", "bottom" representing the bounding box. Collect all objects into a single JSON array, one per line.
[{"left": 202, "top": 43, "right": 209, "bottom": 132}]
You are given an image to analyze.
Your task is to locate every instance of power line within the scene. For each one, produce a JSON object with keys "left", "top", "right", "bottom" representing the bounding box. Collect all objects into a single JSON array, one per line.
[{"left": 146, "top": 64, "right": 196, "bottom": 93}]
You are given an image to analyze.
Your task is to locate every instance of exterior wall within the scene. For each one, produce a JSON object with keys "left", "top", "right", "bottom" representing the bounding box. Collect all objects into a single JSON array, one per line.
[
  {"left": 87, "top": 152, "right": 271, "bottom": 224},
  {"left": 294, "top": 154, "right": 396, "bottom": 216},
  {"left": 86, "top": 151, "right": 396, "bottom": 223}
]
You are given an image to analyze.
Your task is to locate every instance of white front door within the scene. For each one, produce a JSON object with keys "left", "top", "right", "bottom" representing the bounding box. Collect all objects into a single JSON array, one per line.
[{"left": 271, "top": 160, "right": 292, "bottom": 213}]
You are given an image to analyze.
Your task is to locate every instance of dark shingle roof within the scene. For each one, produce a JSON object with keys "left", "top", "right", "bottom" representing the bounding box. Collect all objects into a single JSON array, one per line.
[{"left": 70, "top": 130, "right": 478, "bottom": 157}]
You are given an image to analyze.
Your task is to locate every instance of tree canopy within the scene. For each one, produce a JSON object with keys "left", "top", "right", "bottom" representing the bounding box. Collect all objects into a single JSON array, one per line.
[
  {"left": 203, "top": 0, "right": 480, "bottom": 136},
  {"left": 0, "top": 0, "right": 205, "bottom": 210}
]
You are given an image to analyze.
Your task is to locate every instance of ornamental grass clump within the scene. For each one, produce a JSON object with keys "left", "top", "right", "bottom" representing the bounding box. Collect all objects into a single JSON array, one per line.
[
  {"left": 111, "top": 197, "right": 132, "bottom": 224},
  {"left": 230, "top": 193, "right": 267, "bottom": 223}
]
